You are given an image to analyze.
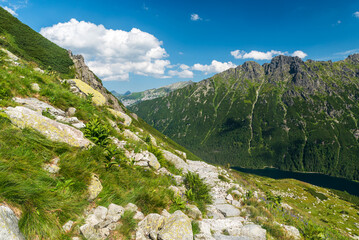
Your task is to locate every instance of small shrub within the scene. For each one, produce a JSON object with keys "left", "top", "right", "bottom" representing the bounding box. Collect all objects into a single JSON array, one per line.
[
  {"left": 184, "top": 172, "right": 212, "bottom": 209},
  {"left": 84, "top": 118, "right": 110, "bottom": 147}
]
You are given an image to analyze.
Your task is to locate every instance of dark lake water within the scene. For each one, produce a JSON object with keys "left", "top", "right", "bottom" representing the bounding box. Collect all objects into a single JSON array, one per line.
[{"left": 232, "top": 167, "right": 359, "bottom": 197}]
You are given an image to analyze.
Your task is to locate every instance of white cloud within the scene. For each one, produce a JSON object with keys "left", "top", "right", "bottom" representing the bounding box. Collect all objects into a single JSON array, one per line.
[
  {"left": 179, "top": 64, "right": 190, "bottom": 70},
  {"left": 292, "top": 50, "right": 307, "bottom": 58},
  {"left": 354, "top": 11, "right": 359, "bottom": 18},
  {"left": 3, "top": 6, "right": 17, "bottom": 16},
  {"left": 192, "top": 60, "right": 236, "bottom": 74},
  {"left": 231, "top": 49, "right": 307, "bottom": 60},
  {"left": 191, "top": 13, "right": 202, "bottom": 21},
  {"left": 40, "top": 19, "right": 171, "bottom": 81},
  {"left": 168, "top": 69, "right": 193, "bottom": 78}
]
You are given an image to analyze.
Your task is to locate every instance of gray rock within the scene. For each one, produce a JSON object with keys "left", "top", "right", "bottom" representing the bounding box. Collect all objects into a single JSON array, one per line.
[
  {"left": 94, "top": 219, "right": 112, "bottom": 230},
  {"left": 231, "top": 200, "right": 241, "bottom": 208},
  {"left": 201, "top": 217, "right": 245, "bottom": 236},
  {"left": 5, "top": 106, "right": 91, "bottom": 147},
  {"left": 62, "top": 220, "right": 74, "bottom": 232},
  {"left": 186, "top": 204, "right": 202, "bottom": 219},
  {"left": 67, "top": 107, "right": 76, "bottom": 117},
  {"left": 79, "top": 223, "right": 102, "bottom": 240},
  {"left": 195, "top": 234, "right": 216, "bottom": 240},
  {"left": 231, "top": 190, "right": 242, "bottom": 197},
  {"left": 31, "top": 83, "right": 40, "bottom": 92},
  {"left": 124, "top": 203, "right": 138, "bottom": 212},
  {"left": 213, "top": 234, "right": 250, "bottom": 240},
  {"left": 162, "top": 150, "right": 190, "bottom": 173},
  {"left": 158, "top": 210, "right": 193, "bottom": 240},
  {"left": 136, "top": 213, "right": 166, "bottom": 239},
  {"left": 123, "top": 129, "right": 142, "bottom": 142},
  {"left": 169, "top": 185, "right": 181, "bottom": 197},
  {"left": 226, "top": 194, "right": 233, "bottom": 201},
  {"left": 146, "top": 152, "right": 161, "bottom": 170},
  {"left": 42, "top": 157, "right": 60, "bottom": 174},
  {"left": 34, "top": 67, "right": 44, "bottom": 73},
  {"left": 88, "top": 174, "right": 103, "bottom": 201},
  {"left": 215, "top": 204, "right": 241, "bottom": 217},
  {"left": 94, "top": 206, "right": 108, "bottom": 221},
  {"left": 156, "top": 167, "right": 171, "bottom": 176},
  {"left": 72, "top": 122, "right": 86, "bottom": 129},
  {"left": 282, "top": 224, "right": 301, "bottom": 240},
  {"left": 72, "top": 237, "right": 81, "bottom": 240},
  {"left": 0, "top": 206, "right": 25, "bottom": 240},
  {"left": 161, "top": 209, "right": 171, "bottom": 218},
  {"left": 240, "top": 224, "right": 266, "bottom": 240},
  {"left": 206, "top": 205, "right": 225, "bottom": 219},
  {"left": 106, "top": 203, "right": 124, "bottom": 222},
  {"left": 135, "top": 161, "right": 149, "bottom": 167},
  {"left": 173, "top": 175, "right": 184, "bottom": 185},
  {"left": 133, "top": 211, "right": 145, "bottom": 221}
]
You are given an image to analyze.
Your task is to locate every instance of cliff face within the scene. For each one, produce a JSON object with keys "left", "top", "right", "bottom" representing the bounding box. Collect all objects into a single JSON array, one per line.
[
  {"left": 69, "top": 50, "right": 124, "bottom": 112},
  {"left": 131, "top": 55, "right": 359, "bottom": 181}
]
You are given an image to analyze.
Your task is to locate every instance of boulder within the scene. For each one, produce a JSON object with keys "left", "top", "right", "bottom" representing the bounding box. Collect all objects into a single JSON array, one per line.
[
  {"left": 5, "top": 106, "right": 91, "bottom": 148},
  {"left": 215, "top": 204, "right": 241, "bottom": 217},
  {"left": 162, "top": 150, "right": 190, "bottom": 173},
  {"left": 146, "top": 152, "right": 161, "bottom": 170},
  {"left": 13, "top": 97, "right": 65, "bottom": 117},
  {"left": 136, "top": 213, "right": 166, "bottom": 239},
  {"left": 88, "top": 174, "right": 103, "bottom": 201},
  {"left": 186, "top": 205, "right": 202, "bottom": 219},
  {"left": 67, "top": 107, "right": 76, "bottom": 117},
  {"left": 213, "top": 235, "right": 251, "bottom": 240},
  {"left": 79, "top": 223, "right": 102, "bottom": 240},
  {"left": 106, "top": 203, "right": 124, "bottom": 222},
  {"left": 133, "top": 211, "right": 145, "bottom": 221},
  {"left": 282, "top": 225, "right": 301, "bottom": 240},
  {"left": 240, "top": 224, "right": 266, "bottom": 240},
  {"left": 108, "top": 108, "right": 132, "bottom": 126},
  {"left": 201, "top": 217, "right": 245, "bottom": 236},
  {"left": 0, "top": 206, "right": 25, "bottom": 240},
  {"left": 158, "top": 210, "right": 193, "bottom": 240},
  {"left": 124, "top": 203, "right": 138, "bottom": 212},
  {"left": 71, "top": 79, "right": 106, "bottom": 106},
  {"left": 62, "top": 220, "right": 74, "bottom": 232},
  {"left": 42, "top": 157, "right": 60, "bottom": 174},
  {"left": 123, "top": 129, "right": 142, "bottom": 142},
  {"left": 195, "top": 234, "right": 216, "bottom": 240},
  {"left": 93, "top": 206, "right": 108, "bottom": 222}
]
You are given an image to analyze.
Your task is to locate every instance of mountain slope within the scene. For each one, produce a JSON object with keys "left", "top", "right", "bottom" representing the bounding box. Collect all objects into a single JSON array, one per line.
[
  {"left": 131, "top": 55, "right": 359, "bottom": 181},
  {"left": 0, "top": 7, "right": 74, "bottom": 75},
  {"left": 115, "top": 81, "right": 193, "bottom": 107}
]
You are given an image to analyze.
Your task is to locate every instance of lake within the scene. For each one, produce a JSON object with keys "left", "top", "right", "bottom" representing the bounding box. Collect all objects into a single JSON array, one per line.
[{"left": 232, "top": 167, "right": 359, "bottom": 197}]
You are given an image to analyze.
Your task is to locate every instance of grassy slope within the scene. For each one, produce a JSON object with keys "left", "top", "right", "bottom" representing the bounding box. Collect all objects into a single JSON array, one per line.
[
  {"left": 131, "top": 58, "right": 359, "bottom": 181},
  {"left": 0, "top": 7, "right": 74, "bottom": 76}
]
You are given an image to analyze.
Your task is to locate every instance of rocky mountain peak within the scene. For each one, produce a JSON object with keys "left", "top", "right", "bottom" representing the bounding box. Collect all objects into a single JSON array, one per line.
[
  {"left": 347, "top": 53, "right": 359, "bottom": 64},
  {"left": 265, "top": 55, "right": 304, "bottom": 75}
]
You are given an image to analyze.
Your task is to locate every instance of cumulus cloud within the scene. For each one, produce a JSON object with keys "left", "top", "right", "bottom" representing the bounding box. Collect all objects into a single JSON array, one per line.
[
  {"left": 3, "top": 6, "right": 17, "bottom": 16},
  {"left": 354, "top": 12, "right": 359, "bottom": 18},
  {"left": 168, "top": 69, "right": 193, "bottom": 78},
  {"left": 292, "top": 50, "right": 307, "bottom": 58},
  {"left": 191, "top": 13, "right": 202, "bottom": 21},
  {"left": 231, "top": 49, "right": 307, "bottom": 60},
  {"left": 192, "top": 60, "right": 236, "bottom": 74},
  {"left": 40, "top": 18, "right": 170, "bottom": 81}
]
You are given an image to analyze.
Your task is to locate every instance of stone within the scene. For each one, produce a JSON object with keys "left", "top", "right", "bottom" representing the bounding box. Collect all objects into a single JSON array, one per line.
[
  {"left": 108, "top": 108, "right": 132, "bottom": 126},
  {"left": 72, "top": 122, "right": 86, "bottom": 129},
  {"left": 282, "top": 225, "right": 301, "bottom": 240},
  {"left": 42, "top": 157, "right": 60, "bottom": 174},
  {"left": 157, "top": 168, "right": 171, "bottom": 176},
  {"left": 169, "top": 186, "right": 181, "bottom": 197},
  {"left": 158, "top": 210, "right": 193, "bottom": 240},
  {"left": 123, "top": 129, "right": 143, "bottom": 143},
  {"left": 197, "top": 221, "right": 211, "bottom": 235},
  {"left": 231, "top": 200, "right": 241, "bottom": 208},
  {"left": 175, "top": 150, "right": 187, "bottom": 159},
  {"left": 110, "top": 137, "right": 127, "bottom": 149},
  {"left": 79, "top": 224, "right": 102, "bottom": 240},
  {"left": 66, "top": 107, "right": 76, "bottom": 117},
  {"left": 213, "top": 234, "right": 250, "bottom": 240},
  {"left": 133, "top": 211, "right": 145, "bottom": 221},
  {"left": 195, "top": 234, "right": 216, "bottom": 240},
  {"left": 215, "top": 204, "right": 241, "bottom": 217},
  {"left": 124, "top": 203, "right": 138, "bottom": 212},
  {"left": 136, "top": 214, "right": 166, "bottom": 239},
  {"left": 162, "top": 150, "right": 190, "bottom": 173},
  {"left": 106, "top": 203, "right": 124, "bottom": 222},
  {"left": 72, "top": 79, "right": 106, "bottom": 106},
  {"left": 94, "top": 206, "right": 108, "bottom": 221},
  {"left": 94, "top": 219, "right": 112, "bottom": 230},
  {"left": 86, "top": 214, "right": 101, "bottom": 226},
  {"left": 5, "top": 106, "right": 91, "bottom": 148},
  {"left": 0, "top": 206, "right": 25, "bottom": 240},
  {"left": 240, "top": 224, "right": 266, "bottom": 240},
  {"left": 88, "top": 174, "right": 103, "bottom": 201},
  {"left": 99, "top": 227, "right": 110, "bottom": 238},
  {"left": 231, "top": 190, "right": 241, "bottom": 197},
  {"left": 135, "top": 161, "right": 149, "bottom": 167},
  {"left": 62, "top": 220, "right": 74, "bottom": 232},
  {"left": 226, "top": 194, "right": 234, "bottom": 201},
  {"left": 186, "top": 205, "right": 202, "bottom": 219},
  {"left": 201, "top": 217, "right": 245, "bottom": 236},
  {"left": 31, "top": 83, "right": 40, "bottom": 92},
  {"left": 34, "top": 67, "right": 44, "bottom": 73},
  {"left": 173, "top": 175, "right": 184, "bottom": 185},
  {"left": 13, "top": 97, "right": 66, "bottom": 117},
  {"left": 206, "top": 205, "right": 225, "bottom": 219},
  {"left": 72, "top": 237, "right": 81, "bottom": 240},
  {"left": 146, "top": 152, "right": 161, "bottom": 170}
]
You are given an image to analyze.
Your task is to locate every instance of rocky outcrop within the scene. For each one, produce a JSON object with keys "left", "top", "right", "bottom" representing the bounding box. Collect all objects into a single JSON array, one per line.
[
  {"left": 0, "top": 206, "right": 25, "bottom": 240},
  {"left": 88, "top": 174, "right": 103, "bottom": 202},
  {"left": 162, "top": 150, "right": 190, "bottom": 173},
  {"left": 5, "top": 106, "right": 91, "bottom": 147},
  {"left": 68, "top": 51, "right": 124, "bottom": 112}
]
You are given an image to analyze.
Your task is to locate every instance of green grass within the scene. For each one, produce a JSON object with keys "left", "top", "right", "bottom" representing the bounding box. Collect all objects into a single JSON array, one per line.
[
  {"left": 183, "top": 172, "right": 212, "bottom": 212},
  {"left": 0, "top": 7, "right": 74, "bottom": 75}
]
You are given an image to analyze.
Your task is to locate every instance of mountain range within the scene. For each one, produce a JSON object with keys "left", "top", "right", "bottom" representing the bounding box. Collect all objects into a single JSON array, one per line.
[
  {"left": 131, "top": 55, "right": 359, "bottom": 181},
  {"left": 113, "top": 81, "right": 193, "bottom": 107}
]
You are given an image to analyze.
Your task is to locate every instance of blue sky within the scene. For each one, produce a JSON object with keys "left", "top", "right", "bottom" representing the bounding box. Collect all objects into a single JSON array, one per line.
[{"left": 2, "top": 0, "right": 359, "bottom": 93}]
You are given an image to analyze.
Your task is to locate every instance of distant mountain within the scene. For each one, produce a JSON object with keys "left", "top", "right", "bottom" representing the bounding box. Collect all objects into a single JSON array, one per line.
[
  {"left": 131, "top": 55, "right": 359, "bottom": 181},
  {"left": 115, "top": 81, "right": 193, "bottom": 106}
]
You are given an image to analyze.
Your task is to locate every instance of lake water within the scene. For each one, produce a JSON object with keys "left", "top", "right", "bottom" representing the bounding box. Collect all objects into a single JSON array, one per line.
[{"left": 232, "top": 167, "right": 359, "bottom": 197}]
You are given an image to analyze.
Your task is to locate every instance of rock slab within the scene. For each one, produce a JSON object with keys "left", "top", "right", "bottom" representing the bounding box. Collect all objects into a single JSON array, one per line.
[{"left": 0, "top": 206, "right": 25, "bottom": 240}]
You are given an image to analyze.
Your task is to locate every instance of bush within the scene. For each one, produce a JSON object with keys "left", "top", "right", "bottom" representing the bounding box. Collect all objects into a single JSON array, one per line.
[
  {"left": 184, "top": 172, "right": 212, "bottom": 205},
  {"left": 84, "top": 118, "right": 110, "bottom": 147}
]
